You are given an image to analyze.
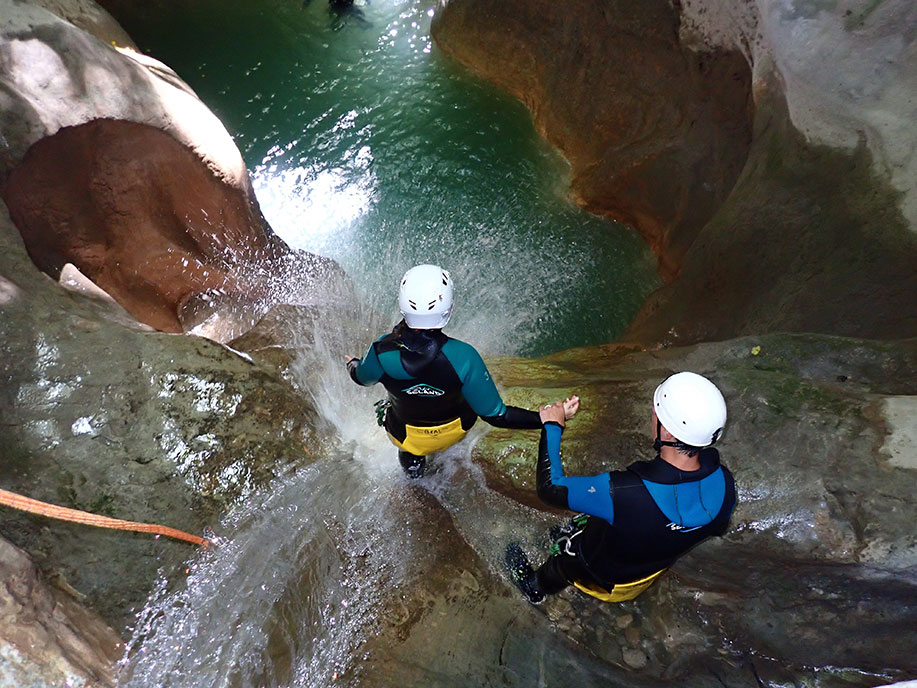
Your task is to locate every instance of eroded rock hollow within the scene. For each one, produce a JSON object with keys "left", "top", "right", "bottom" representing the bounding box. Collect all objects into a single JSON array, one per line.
[
  {"left": 432, "top": 0, "right": 755, "bottom": 281},
  {"left": 2, "top": 119, "right": 289, "bottom": 333}
]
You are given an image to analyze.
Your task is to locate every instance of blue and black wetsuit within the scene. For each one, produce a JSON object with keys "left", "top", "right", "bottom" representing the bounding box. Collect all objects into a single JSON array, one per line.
[
  {"left": 535, "top": 422, "right": 736, "bottom": 598},
  {"left": 348, "top": 321, "right": 539, "bottom": 473}
]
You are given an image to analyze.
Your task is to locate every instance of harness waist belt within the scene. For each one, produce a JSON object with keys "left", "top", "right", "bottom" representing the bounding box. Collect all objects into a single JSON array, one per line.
[
  {"left": 387, "top": 417, "right": 467, "bottom": 456},
  {"left": 573, "top": 568, "right": 666, "bottom": 603}
]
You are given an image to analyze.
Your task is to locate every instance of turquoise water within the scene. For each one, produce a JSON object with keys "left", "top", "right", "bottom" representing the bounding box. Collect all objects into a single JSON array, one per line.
[{"left": 111, "top": 0, "right": 659, "bottom": 356}]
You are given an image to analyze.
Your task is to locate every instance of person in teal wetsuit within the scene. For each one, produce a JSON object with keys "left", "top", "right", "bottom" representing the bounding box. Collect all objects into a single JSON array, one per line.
[
  {"left": 346, "top": 264, "right": 545, "bottom": 478},
  {"left": 507, "top": 372, "right": 736, "bottom": 604}
]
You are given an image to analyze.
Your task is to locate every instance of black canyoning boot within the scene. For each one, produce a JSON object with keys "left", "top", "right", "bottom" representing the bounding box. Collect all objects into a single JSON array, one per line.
[
  {"left": 504, "top": 543, "right": 545, "bottom": 605},
  {"left": 398, "top": 450, "right": 426, "bottom": 479}
]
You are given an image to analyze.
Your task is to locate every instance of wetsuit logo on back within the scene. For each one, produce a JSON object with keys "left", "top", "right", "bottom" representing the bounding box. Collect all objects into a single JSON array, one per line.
[
  {"left": 403, "top": 383, "right": 445, "bottom": 397},
  {"left": 666, "top": 522, "right": 703, "bottom": 533}
]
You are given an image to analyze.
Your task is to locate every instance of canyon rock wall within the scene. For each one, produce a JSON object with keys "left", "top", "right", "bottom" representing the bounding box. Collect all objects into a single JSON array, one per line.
[
  {"left": 679, "top": 0, "right": 917, "bottom": 231},
  {"left": 433, "top": 0, "right": 917, "bottom": 344},
  {"left": 432, "top": 0, "right": 754, "bottom": 280}
]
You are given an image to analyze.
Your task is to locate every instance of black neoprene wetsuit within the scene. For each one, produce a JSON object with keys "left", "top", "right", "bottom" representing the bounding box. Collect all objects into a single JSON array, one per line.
[
  {"left": 348, "top": 322, "right": 540, "bottom": 444},
  {"left": 535, "top": 422, "right": 736, "bottom": 593}
]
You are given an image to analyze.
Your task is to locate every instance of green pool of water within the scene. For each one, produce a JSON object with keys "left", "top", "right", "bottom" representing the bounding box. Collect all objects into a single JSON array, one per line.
[{"left": 111, "top": 0, "right": 660, "bottom": 356}]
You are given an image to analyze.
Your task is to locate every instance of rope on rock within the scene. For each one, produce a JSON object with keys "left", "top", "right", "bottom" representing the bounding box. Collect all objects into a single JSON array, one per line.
[{"left": 0, "top": 488, "right": 209, "bottom": 548}]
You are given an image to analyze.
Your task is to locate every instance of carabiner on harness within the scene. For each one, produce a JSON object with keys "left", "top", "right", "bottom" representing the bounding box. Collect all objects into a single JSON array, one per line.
[
  {"left": 549, "top": 528, "right": 582, "bottom": 557},
  {"left": 373, "top": 399, "right": 392, "bottom": 427}
]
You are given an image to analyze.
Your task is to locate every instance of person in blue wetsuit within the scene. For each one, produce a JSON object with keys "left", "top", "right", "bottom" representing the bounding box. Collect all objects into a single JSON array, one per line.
[
  {"left": 346, "top": 264, "right": 543, "bottom": 478},
  {"left": 507, "top": 372, "right": 736, "bottom": 604}
]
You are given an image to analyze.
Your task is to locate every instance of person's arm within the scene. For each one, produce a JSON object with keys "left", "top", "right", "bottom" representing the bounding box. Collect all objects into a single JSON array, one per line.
[
  {"left": 346, "top": 343, "right": 384, "bottom": 386},
  {"left": 536, "top": 404, "right": 614, "bottom": 523},
  {"left": 485, "top": 393, "right": 579, "bottom": 429},
  {"left": 482, "top": 405, "right": 541, "bottom": 429},
  {"left": 443, "top": 341, "right": 541, "bottom": 428}
]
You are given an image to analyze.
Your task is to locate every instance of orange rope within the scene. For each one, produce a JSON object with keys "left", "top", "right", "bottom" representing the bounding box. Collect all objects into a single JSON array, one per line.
[{"left": 0, "top": 488, "right": 209, "bottom": 548}]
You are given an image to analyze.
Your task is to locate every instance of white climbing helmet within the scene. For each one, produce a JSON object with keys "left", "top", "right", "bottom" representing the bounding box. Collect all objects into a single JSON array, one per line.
[
  {"left": 398, "top": 264, "right": 454, "bottom": 329},
  {"left": 653, "top": 372, "right": 727, "bottom": 447}
]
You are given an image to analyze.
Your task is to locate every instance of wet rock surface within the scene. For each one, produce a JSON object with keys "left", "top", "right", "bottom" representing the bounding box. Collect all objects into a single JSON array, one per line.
[
  {"left": 350, "top": 485, "right": 666, "bottom": 688},
  {"left": 0, "top": 202, "right": 321, "bottom": 630},
  {"left": 474, "top": 334, "right": 917, "bottom": 685},
  {"left": 0, "top": 536, "right": 121, "bottom": 688}
]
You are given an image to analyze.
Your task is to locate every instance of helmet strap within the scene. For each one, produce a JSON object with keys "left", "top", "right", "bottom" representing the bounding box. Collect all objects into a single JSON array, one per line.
[
  {"left": 653, "top": 420, "right": 699, "bottom": 456},
  {"left": 653, "top": 420, "right": 678, "bottom": 454}
]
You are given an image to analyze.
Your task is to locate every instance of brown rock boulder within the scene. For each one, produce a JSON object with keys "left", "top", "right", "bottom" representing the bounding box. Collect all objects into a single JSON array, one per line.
[
  {"left": 2, "top": 119, "right": 289, "bottom": 334},
  {"left": 0, "top": 0, "right": 329, "bottom": 340}
]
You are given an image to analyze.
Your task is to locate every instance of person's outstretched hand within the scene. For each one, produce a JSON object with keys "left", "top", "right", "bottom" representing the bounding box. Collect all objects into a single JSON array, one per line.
[
  {"left": 345, "top": 355, "right": 357, "bottom": 363},
  {"left": 539, "top": 401, "right": 567, "bottom": 427},
  {"left": 563, "top": 395, "right": 580, "bottom": 420}
]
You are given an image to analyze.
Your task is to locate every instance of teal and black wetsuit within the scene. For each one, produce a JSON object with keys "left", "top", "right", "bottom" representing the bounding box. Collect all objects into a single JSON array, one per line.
[
  {"left": 348, "top": 322, "right": 539, "bottom": 467},
  {"left": 535, "top": 421, "right": 736, "bottom": 595}
]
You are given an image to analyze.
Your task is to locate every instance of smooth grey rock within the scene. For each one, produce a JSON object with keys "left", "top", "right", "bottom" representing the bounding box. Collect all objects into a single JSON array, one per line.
[
  {"left": 0, "top": 535, "right": 121, "bottom": 688},
  {"left": 678, "top": 0, "right": 917, "bottom": 230},
  {"left": 0, "top": 0, "right": 246, "bottom": 188}
]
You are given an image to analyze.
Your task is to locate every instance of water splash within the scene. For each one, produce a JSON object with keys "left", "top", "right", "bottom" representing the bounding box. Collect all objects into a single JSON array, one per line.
[{"left": 116, "top": 258, "right": 578, "bottom": 687}]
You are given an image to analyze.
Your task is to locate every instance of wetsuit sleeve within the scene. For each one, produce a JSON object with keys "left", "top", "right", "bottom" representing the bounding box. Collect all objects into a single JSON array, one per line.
[
  {"left": 348, "top": 342, "right": 383, "bottom": 386},
  {"left": 536, "top": 423, "right": 614, "bottom": 522},
  {"left": 443, "top": 341, "right": 507, "bottom": 418},
  {"left": 481, "top": 405, "right": 541, "bottom": 429}
]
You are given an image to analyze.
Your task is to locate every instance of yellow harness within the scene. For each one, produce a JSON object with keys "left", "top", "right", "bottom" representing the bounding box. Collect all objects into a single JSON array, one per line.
[
  {"left": 387, "top": 417, "right": 467, "bottom": 456},
  {"left": 573, "top": 568, "right": 666, "bottom": 602}
]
